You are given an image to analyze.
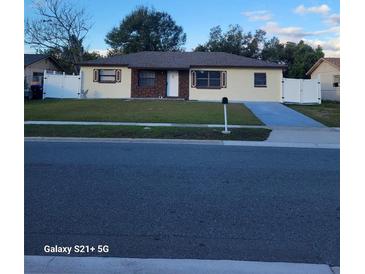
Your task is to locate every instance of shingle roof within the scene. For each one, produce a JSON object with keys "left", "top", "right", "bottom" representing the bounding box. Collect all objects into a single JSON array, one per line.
[
  {"left": 79, "top": 51, "right": 286, "bottom": 69},
  {"left": 24, "top": 54, "right": 49, "bottom": 66},
  {"left": 24, "top": 53, "right": 64, "bottom": 71},
  {"left": 306, "top": 57, "right": 340, "bottom": 75}
]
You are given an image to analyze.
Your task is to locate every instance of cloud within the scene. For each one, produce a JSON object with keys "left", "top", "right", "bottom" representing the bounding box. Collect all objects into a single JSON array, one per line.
[
  {"left": 294, "top": 4, "right": 330, "bottom": 15},
  {"left": 304, "top": 38, "right": 340, "bottom": 57},
  {"left": 262, "top": 21, "right": 340, "bottom": 56},
  {"left": 90, "top": 49, "right": 108, "bottom": 56},
  {"left": 263, "top": 21, "right": 339, "bottom": 42},
  {"left": 242, "top": 10, "right": 272, "bottom": 21},
  {"left": 323, "top": 13, "right": 340, "bottom": 26}
]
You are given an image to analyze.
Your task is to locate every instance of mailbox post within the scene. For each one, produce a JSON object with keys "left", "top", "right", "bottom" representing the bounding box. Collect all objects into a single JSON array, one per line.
[{"left": 221, "top": 97, "right": 230, "bottom": 134}]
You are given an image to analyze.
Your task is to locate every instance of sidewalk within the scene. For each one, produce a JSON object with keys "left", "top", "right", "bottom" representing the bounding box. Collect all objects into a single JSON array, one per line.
[{"left": 25, "top": 255, "right": 337, "bottom": 274}]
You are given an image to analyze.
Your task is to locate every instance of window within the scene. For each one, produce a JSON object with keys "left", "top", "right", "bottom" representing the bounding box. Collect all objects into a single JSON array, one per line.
[
  {"left": 32, "top": 72, "right": 43, "bottom": 84},
  {"left": 138, "top": 71, "right": 156, "bottom": 87},
  {"left": 333, "top": 75, "right": 340, "bottom": 87},
  {"left": 93, "top": 69, "right": 121, "bottom": 83},
  {"left": 99, "top": 69, "right": 116, "bottom": 83},
  {"left": 192, "top": 70, "right": 225, "bottom": 88},
  {"left": 254, "top": 73, "right": 267, "bottom": 87}
]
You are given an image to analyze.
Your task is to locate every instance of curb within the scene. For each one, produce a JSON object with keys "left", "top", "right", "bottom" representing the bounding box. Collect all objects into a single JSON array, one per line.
[
  {"left": 25, "top": 255, "right": 335, "bottom": 274},
  {"left": 24, "top": 137, "right": 340, "bottom": 149}
]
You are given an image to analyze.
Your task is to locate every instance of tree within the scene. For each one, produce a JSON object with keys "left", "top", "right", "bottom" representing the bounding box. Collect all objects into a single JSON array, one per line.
[
  {"left": 105, "top": 6, "right": 186, "bottom": 54},
  {"left": 262, "top": 40, "right": 324, "bottom": 78},
  {"left": 25, "top": 0, "right": 92, "bottom": 73},
  {"left": 194, "top": 25, "right": 266, "bottom": 58},
  {"left": 243, "top": 29, "right": 266, "bottom": 58},
  {"left": 261, "top": 37, "right": 285, "bottom": 63},
  {"left": 196, "top": 24, "right": 324, "bottom": 78},
  {"left": 288, "top": 41, "right": 324, "bottom": 78},
  {"left": 35, "top": 34, "right": 102, "bottom": 73}
]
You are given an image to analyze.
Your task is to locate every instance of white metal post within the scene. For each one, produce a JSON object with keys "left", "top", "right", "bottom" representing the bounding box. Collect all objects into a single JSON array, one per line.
[
  {"left": 224, "top": 104, "right": 228, "bottom": 132},
  {"left": 222, "top": 104, "right": 231, "bottom": 134}
]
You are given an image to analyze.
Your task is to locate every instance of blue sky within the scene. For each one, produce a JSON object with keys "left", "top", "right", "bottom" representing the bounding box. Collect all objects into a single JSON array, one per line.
[{"left": 24, "top": 0, "right": 340, "bottom": 56}]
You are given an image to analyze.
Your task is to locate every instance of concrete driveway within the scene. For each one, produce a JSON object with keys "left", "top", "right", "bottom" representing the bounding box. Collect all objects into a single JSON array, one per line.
[{"left": 244, "top": 102, "right": 325, "bottom": 128}]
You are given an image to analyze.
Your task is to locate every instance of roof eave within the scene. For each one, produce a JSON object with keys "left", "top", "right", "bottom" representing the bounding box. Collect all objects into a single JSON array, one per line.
[
  {"left": 78, "top": 63, "right": 287, "bottom": 70},
  {"left": 129, "top": 66, "right": 189, "bottom": 70},
  {"left": 191, "top": 65, "right": 286, "bottom": 69},
  {"left": 78, "top": 63, "right": 129, "bottom": 67},
  {"left": 306, "top": 58, "right": 340, "bottom": 76}
]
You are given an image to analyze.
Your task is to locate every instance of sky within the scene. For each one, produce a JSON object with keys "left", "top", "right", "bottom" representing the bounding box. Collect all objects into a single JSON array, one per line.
[{"left": 24, "top": 0, "right": 340, "bottom": 57}]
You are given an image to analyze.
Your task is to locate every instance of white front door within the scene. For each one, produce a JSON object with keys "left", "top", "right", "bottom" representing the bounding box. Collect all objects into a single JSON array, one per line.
[{"left": 167, "top": 71, "right": 179, "bottom": 97}]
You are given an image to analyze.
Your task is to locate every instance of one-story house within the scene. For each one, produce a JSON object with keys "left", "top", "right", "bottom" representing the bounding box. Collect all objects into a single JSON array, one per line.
[
  {"left": 79, "top": 51, "right": 286, "bottom": 102},
  {"left": 306, "top": 57, "right": 340, "bottom": 101},
  {"left": 24, "top": 54, "right": 63, "bottom": 88}
]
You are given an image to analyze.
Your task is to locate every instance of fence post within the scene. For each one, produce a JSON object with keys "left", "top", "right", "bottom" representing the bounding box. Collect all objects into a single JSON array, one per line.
[
  {"left": 79, "top": 71, "right": 83, "bottom": 99},
  {"left": 317, "top": 75, "right": 321, "bottom": 104},
  {"left": 281, "top": 78, "right": 285, "bottom": 103},
  {"left": 43, "top": 70, "right": 47, "bottom": 100},
  {"left": 299, "top": 79, "right": 303, "bottom": 104}
]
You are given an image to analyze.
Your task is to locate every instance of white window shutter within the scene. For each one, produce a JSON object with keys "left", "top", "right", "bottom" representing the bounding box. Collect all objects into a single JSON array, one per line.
[
  {"left": 116, "top": 69, "right": 121, "bottom": 82},
  {"left": 221, "top": 71, "right": 227, "bottom": 88},
  {"left": 93, "top": 69, "right": 99, "bottom": 82},
  {"left": 191, "top": 71, "right": 196, "bottom": 87}
]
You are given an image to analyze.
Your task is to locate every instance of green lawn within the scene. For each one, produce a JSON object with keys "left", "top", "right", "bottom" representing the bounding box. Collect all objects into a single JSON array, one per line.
[
  {"left": 25, "top": 125, "right": 271, "bottom": 141},
  {"left": 286, "top": 101, "right": 340, "bottom": 127},
  {"left": 24, "top": 99, "right": 263, "bottom": 125}
]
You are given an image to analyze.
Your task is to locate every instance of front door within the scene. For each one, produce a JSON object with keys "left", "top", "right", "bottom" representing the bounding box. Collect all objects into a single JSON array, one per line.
[{"left": 167, "top": 71, "right": 179, "bottom": 97}]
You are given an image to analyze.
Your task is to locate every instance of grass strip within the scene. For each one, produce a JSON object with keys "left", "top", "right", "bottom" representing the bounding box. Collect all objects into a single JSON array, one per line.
[{"left": 25, "top": 125, "right": 271, "bottom": 141}]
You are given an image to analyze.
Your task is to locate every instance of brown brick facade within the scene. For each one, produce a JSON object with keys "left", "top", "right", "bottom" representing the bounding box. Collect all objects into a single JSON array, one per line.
[
  {"left": 131, "top": 69, "right": 167, "bottom": 98},
  {"left": 178, "top": 70, "right": 189, "bottom": 99},
  {"left": 131, "top": 69, "right": 189, "bottom": 99}
]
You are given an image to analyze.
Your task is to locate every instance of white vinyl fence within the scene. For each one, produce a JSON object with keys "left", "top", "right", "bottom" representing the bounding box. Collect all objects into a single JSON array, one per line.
[
  {"left": 282, "top": 78, "right": 321, "bottom": 104},
  {"left": 43, "top": 70, "right": 81, "bottom": 99}
]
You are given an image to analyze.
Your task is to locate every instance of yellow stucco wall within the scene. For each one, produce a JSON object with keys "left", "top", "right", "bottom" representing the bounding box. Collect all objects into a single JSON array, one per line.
[
  {"left": 80, "top": 66, "right": 283, "bottom": 101},
  {"left": 80, "top": 66, "right": 131, "bottom": 98},
  {"left": 189, "top": 68, "right": 283, "bottom": 102},
  {"left": 310, "top": 61, "right": 340, "bottom": 92}
]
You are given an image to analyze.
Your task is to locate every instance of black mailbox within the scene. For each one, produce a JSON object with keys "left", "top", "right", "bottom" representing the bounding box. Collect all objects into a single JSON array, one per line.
[{"left": 222, "top": 97, "right": 228, "bottom": 104}]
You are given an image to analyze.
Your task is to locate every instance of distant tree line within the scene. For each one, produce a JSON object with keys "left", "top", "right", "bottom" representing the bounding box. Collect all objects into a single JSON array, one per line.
[
  {"left": 193, "top": 25, "right": 324, "bottom": 78},
  {"left": 25, "top": 2, "right": 324, "bottom": 78}
]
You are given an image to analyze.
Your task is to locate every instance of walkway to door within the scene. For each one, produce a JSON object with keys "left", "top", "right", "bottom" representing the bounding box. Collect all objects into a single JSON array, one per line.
[{"left": 244, "top": 102, "right": 325, "bottom": 128}]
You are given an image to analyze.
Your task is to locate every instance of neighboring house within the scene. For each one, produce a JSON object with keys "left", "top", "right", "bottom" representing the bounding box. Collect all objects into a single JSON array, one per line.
[
  {"left": 79, "top": 51, "right": 285, "bottom": 102},
  {"left": 306, "top": 57, "right": 340, "bottom": 101},
  {"left": 24, "top": 54, "right": 63, "bottom": 88}
]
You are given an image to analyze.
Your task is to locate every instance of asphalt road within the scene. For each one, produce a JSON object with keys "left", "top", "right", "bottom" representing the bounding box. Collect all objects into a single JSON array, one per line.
[{"left": 24, "top": 141, "right": 339, "bottom": 265}]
